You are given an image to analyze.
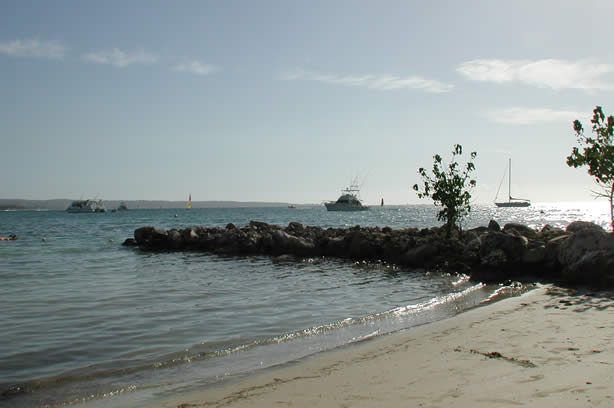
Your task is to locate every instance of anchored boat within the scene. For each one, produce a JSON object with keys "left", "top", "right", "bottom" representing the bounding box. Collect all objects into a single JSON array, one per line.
[
  {"left": 66, "top": 199, "right": 106, "bottom": 213},
  {"left": 495, "top": 159, "right": 530, "bottom": 208},
  {"left": 325, "top": 183, "right": 369, "bottom": 211}
]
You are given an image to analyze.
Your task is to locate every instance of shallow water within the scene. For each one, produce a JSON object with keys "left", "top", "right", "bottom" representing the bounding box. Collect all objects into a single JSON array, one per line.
[{"left": 0, "top": 202, "right": 609, "bottom": 407}]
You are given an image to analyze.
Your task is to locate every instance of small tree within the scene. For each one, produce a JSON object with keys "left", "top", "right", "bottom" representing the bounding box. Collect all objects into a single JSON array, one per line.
[
  {"left": 566, "top": 106, "right": 614, "bottom": 230},
  {"left": 413, "top": 144, "right": 477, "bottom": 238}
]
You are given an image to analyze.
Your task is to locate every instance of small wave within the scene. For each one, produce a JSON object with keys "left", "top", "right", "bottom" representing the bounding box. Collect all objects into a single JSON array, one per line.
[
  {"left": 349, "top": 330, "right": 380, "bottom": 344},
  {"left": 389, "top": 283, "right": 485, "bottom": 317},
  {"left": 481, "top": 282, "right": 535, "bottom": 304}
]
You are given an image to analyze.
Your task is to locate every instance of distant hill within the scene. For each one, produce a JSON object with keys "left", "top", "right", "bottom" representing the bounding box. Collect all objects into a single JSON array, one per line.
[{"left": 0, "top": 199, "right": 296, "bottom": 211}]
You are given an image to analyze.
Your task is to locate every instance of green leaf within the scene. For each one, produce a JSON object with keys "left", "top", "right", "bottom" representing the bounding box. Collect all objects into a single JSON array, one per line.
[{"left": 413, "top": 144, "right": 477, "bottom": 238}]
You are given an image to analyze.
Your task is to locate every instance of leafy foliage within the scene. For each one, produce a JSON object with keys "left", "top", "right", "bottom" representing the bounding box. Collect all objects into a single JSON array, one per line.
[
  {"left": 566, "top": 106, "right": 614, "bottom": 228},
  {"left": 413, "top": 144, "right": 477, "bottom": 238}
]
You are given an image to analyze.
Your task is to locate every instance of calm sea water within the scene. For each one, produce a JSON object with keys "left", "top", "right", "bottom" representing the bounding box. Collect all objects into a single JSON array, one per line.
[{"left": 0, "top": 202, "right": 609, "bottom": 407}]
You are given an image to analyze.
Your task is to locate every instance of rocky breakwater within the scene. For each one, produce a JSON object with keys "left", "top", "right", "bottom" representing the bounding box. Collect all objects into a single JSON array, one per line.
[{"left": 123, "top": 220, "right": 614, "bottom": 288}]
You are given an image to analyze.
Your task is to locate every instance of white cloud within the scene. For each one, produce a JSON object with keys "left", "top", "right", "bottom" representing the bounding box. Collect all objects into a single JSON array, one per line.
[
  {"left": 173, "top": 61, "right": 218, "bottom": 75},
  {"left": 280, "top": 68, "right": 453, "bottom": 93},
  {"left": 457, "top": 59, "right": 614, "bottom": 91},
  {"left": 0, "top": 39, "right": 66, "bottom": 58},
  {"left": 81, "top": 48, "right": 157, "bottom": 68},
  {"left": 488, "top": 107, "right": 586, "bottom": 125}
]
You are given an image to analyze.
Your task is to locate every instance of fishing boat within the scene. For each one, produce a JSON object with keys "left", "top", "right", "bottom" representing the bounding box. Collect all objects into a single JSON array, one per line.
[
  {"left": 495, "top": 159, "right": 531, "bottom": 208},
  {"left": 325, "top": 183, "right": 369, "bottom": 211},
  {"left": 66, "top": 199, "right": 106, "bottom": 213},
  {"left": 118, "top": 201, "right": 129, "bottom": 211},
  {"left": 186, "top": 194, "right": 192, "bottom": 210}
]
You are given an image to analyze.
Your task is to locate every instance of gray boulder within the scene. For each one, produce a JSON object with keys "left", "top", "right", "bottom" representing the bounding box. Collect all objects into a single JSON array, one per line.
[
  {"left": 522, "top": 245, "right": 546, "bottom": 264},
  {"left": 566, "top": 221, "right": 604, "bottom": 234},
  {"left": 481, "top": 248, "right": 507, "bottom": 267},
  {"left": 323, "top": 236, "right": 346, "bottom": 256},
  {"left": 557, "top": 228, "right": 606, "bottom": 266},
  {"left": 557, "top": 228, "right": 614, "bottom": 287},
  {"left": 167, "top": 229, "right": 184, "bottom": 249},
  {"left": 503, "top": 223, "right": 537, "bottom": 239},
  {"left": 134, "top": 226, "right": 168, "bottom": 246},
  {"left": 401, "top": 243, "right": 438, "bottom": 266},
  {"left": 562, "top": 249, "right": 614, "bottom": 287},
  {"left": 488, "top": 220, "right": 501, "bottom": 231},
  {"left": 181, "top": 228, "right": 200, "bottom": 245},
  {"left": 272, "top": 230, "right": 315, "bottom": 255},
  {"left": 541, "top": 224, "right": 555, "bottom": 232},
  {"left": 479, "top": 231, "right": 528, "bottom": 262}
]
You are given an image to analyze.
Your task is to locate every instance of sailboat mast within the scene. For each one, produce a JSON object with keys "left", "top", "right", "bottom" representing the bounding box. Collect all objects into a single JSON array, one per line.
[{"left": 508, "top": 158, "right": 512, "bottom": 202}]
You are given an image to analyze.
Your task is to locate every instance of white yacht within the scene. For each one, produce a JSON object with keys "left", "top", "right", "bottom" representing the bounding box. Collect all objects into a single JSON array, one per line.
[
  {"left": 66, "top": 199, "right": 107, "bottom": 213},
  {"left": 325, "top": 184, "right": 369, "bottom": 211}
]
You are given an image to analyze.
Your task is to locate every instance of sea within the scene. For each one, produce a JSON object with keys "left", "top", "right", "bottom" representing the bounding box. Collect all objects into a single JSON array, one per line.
[{"left": 0, "top": 202, "right": 610, "bottom": 408}]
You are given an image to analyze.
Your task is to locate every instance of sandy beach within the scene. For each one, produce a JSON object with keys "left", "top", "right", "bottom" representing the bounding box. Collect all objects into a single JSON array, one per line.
[{"left": 149, "top": 285, "right": 614, "bottom": 408}]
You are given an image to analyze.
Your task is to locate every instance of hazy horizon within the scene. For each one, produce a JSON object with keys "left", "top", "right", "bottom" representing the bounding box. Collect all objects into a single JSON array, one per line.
[{"left": 1, "top": 197, "right": 609, "bottom": 209}]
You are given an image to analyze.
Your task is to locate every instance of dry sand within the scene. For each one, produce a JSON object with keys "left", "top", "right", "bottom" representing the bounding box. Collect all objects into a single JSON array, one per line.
[{"left": 149, "top": 285, "right": 614, "bottom": 408}]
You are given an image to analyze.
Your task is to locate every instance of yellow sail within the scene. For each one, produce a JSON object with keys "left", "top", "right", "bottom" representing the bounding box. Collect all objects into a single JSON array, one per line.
[{"left": 186, "top": 194, "right": 192, "bottom": 209}]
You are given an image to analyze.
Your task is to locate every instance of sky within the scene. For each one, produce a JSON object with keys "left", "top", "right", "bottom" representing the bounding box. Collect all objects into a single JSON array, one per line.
[{"left": 1, "top": 0, "right": 613, "bottom": 205}]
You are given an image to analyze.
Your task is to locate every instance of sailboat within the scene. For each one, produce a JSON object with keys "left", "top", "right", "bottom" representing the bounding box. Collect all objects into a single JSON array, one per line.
[
  {"left": 495, "top": 159, "right": 530, "bottom": 207},
  {"left": 186, "top": 194, "right": 192, "bottom": 210}
]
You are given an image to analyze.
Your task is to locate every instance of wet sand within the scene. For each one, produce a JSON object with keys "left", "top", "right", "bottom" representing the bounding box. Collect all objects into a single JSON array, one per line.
[{"left": 148, "top": 285, "right": 614, "bottom": 408}]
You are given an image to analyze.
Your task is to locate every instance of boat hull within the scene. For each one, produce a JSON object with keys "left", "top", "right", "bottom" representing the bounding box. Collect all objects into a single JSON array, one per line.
[
  {"left": 324, "top": 203, "right": 369, "bottom": 211},
  {"left": 66, "top": 207, "right": 96, "bottom": 213},
  {"left": 495, "top": 201, "right": 531, "bottom": 208},
  {"left": 66, "top": 200, "right": 106, "bottom": 213}
]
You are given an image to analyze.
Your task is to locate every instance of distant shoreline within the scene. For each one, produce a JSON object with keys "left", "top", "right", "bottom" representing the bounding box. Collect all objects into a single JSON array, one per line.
[
  {"left": 0, "top": 199, "right": 608, "bottom": 212},
  {"left": 0, "top": 199, "right": 303, "bottom": 211}
]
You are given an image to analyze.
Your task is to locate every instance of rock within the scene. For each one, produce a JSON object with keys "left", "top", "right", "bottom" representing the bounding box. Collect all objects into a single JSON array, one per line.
[
  {"left": 600, "top": 232, "right": 614, "bottom": 251},
  {"left": 468, "top": 226, "right": 489, "bottom": 235},
  {"left": 541, "top": 224, "right": 554, "bottom": 232},
  {"left": 465, "top": 237, "right": 481, "bottom": 253},
  {"left": 558, "top": 229, "right": 606, "bottom": 266},
  {"left": 249, "top": 220, "right": 270, "bottom": 231},
  {"left": 488, "top": 219, "right": 501, "bottom": 231},
  {"left": 479, "top": 231, "right": 528, "bottom": 262},
  {"left": 347, "top": 231, "right": 382, "bottom": 259},
  {"left": 544, "top": 235, "right": 569, "bottom": 267},
  {"left": 460, "top": 237, "right": 480, "bottom": 264},
  {"left": 503, "top": 223, "right": 537, "bottom": 239},
  {"left": 259, "top": 232, "right": 275, "bottom": 252},
  {"left": 462, "top": 230, "right": 479, "bottom": 244},
  {"left": 401, "top": 243, "right": 438, "bottom": 267},
  {"left": 167, "top": 229, "right": 184, "bottom": 249},
  {"left": 272, "top": 230, "right": 315, "bottom": 255},
  {"left": 323, "top": 236, "right": 346, "bottom": 256},
  {"left": 287, "top": 222, "right": 304, "bottom": 234},
  {"left": 481, "top": 248, "right": 507, "bottom": 267},
  {"left": 273, "top": 254, "right": 296, "bottom": 263},
  {"left": 122, "top": 238, "right": 137, "bottom": 247},
  {"left": 134, "top": 226, "right": 168, "bottom": 247},
  {"left": 522, "top": 245, "right": 546, "bottom": 264},
  {"left": 123, "top": 220, "right": 614, "bottom": 288},
  {"left": 566, "top": 221, "right": 604, "bottom": 234},
  {"left": 181, "top": 228, "right": 200, "bottom": 245},
  {"left": 562, "top": 249, "right": 614, "bottom": 287}
]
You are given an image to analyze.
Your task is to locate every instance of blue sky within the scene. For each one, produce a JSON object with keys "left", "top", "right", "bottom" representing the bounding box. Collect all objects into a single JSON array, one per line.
[{"left": 2, "top": 0, "right": 613, "bottom": 204}]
